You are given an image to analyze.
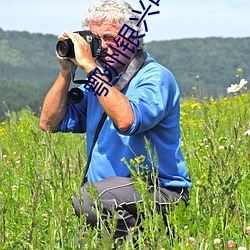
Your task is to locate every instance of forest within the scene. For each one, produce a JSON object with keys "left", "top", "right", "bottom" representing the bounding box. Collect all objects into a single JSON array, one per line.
[{"left": 0, "top": 28, "right": 249, "bottom": 120}]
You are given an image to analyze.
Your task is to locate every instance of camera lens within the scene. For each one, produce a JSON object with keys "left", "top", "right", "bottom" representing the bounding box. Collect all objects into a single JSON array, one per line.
[
  {"left": 56, "top": 39, "right": 74, "bottom": 58},
  {"left": 68, "top": 88, "right": 84, "bottom": 103}
]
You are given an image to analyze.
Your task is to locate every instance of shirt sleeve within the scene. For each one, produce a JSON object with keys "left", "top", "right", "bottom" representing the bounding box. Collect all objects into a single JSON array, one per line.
[
  {"left": 119, "top": 63, "right": 180, "bottom": 135},
  {"left": 56, "top": 86, "right": 88, "bottom": 133}
]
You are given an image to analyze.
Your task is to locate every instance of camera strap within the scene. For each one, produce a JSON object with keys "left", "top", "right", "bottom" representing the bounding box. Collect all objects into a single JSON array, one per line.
[
  {"left": 81, "top": 111, "right": 107, "bottom": 185},
  {"left": 81, "top": 50, "right": 149, "bottom": 186},
  {"left": 114, "top": 49, "right": 147, "bottom": 91}
]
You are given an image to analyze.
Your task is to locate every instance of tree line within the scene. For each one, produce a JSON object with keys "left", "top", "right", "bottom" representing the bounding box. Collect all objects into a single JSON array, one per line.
[{"left": 0, "top": 28, "right": 249, "bottom": 120}]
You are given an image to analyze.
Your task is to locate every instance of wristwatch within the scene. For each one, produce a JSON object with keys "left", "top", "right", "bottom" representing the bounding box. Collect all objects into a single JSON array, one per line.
[{"left": 87, "top": 66, "right": 104, "bottom": 78}]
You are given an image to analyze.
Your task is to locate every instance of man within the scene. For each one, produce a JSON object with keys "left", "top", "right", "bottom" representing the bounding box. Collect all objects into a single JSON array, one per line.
[{"left": 40, "top": 0, "right": 192, "bottom": 242}]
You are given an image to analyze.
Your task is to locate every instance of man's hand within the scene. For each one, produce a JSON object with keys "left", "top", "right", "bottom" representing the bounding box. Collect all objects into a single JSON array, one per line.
[
  {"left": 62, "top": 31, "right": 97, "bottom": 73},
  {"left": 56, "top": 33, "right": 78, "bottom": 71}
]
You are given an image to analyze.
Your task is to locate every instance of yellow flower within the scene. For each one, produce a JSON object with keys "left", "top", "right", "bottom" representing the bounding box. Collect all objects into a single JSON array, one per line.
[
  {"left": 191, "top": 103, "right": 201, "bottom": 109},
  {"left": 237, "top": 67, "right": 243, "bottom": 73},
  {"left": 130, "top": 159, "right": 135, "bottom": 165},
  {"left": 135, "top": 157, "right": 141, "bottom": 164},
  {"left": 180, "top": 111, "right": 187, "bottom": 117}
]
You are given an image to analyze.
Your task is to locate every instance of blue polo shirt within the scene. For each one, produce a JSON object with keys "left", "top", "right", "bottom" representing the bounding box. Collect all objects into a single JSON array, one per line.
[{"left": 57, "top": 53, "right": 192, "bottom": 188}]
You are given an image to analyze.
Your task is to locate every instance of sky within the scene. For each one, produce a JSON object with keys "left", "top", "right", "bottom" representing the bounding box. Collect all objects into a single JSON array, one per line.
[{"left": 0, "top": 0, "right": 250, "bottom": 42}]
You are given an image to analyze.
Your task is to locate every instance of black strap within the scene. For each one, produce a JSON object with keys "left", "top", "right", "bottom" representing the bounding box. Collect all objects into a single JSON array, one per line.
[
  {"left": 81, "top": 50, "right": 149, "bottom": 186},
  {"left": 81, "top": 112, "right": 107, "bottom": 186},
  {"left": 115, "top": 50, "right": 147, "bottom": 91}
]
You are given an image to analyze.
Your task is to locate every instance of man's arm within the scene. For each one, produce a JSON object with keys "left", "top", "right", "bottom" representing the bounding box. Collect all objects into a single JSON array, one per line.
[
  {"left": 65, "top": 31, "right": 135, "bottom": 132},
  {"left": 94, "top": 77, "right": 135, "bottom": 132},
  {"left": 40, "top": 68, "right": 71, "bottom": 132},
  {"left": 40, "top": 33, "right": 87, "bottom": 132}
]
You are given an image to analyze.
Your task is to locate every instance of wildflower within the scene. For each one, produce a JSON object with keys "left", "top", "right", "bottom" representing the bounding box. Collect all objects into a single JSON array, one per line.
[
  {"left": 42, "top": 213, "right": 48, "bottom": 221},
  {"left": 121, "top": 157, "right": 126, "bottom": 163},
  {"left": 214, "top": 238, "right": 221, "bottom": 244},
  {"left": 20, "top": 207, "right": 25, "bottom": 214},
  {"left": 244, "top": 130, "right": 250, "bottom": 136},
  {"left": 219, "top": 145, "right": 224, "bottom": 150},
  {"left": 237, "top": 67, "right": 243, "bottom": 73},
  {"left": 238, "top": 247, "right": 246, "bottom": 250},
  {"left": 135, "top": 157, "right": 141, "bottom": 164},
  {"left": 189, "top": 237, "right": 196, "bottom": 246},
  {"left": 196, "top": 180, "right": 202, "bottom": 185},
  {"left": 246, "top": 226, "right": 250, "bottom": 235},
  {"left": 228, "top": 240, "right": 235, "bottom": 248},
  {"left": 191, "top": 103, "right": 201, "bottom": 109},
  {"left": 227, "top": 79, "right": 248, "bottom": 93},
  {"left": 130, "top": 159, "right": 135, "bottom": 165}
]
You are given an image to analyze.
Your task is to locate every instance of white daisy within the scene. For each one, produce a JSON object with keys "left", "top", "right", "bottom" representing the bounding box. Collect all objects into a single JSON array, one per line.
[{"left": 227, "top": 79, "right": 248, "bottom": 93}]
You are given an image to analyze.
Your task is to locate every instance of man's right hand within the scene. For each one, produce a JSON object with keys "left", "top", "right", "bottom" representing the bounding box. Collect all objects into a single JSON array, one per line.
[
  {"left": 62, "top": 31, "right": 97, "bottom": 73},
  {"left": 56, "top": 33, "right": 79, "bottom": 71}
]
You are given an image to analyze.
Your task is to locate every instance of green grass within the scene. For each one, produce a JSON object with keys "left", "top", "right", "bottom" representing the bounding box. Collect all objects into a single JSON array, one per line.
[{"left": 0, "top": 93, "right": 249, "bottom": 249}]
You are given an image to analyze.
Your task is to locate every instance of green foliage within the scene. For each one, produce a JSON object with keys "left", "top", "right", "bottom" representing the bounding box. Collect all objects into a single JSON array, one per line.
[
  {"left": 1, "top": 29, "right": 250, "bottom": 120},
  {"left": 180, "top": 94, "right": 250, "bottom": 249},
  {"left": 0, "top": 79, "right": 46, "bottom": 121},
  {"left": 0, "top": 109, "right": 85, "bottom": 249},
  {"left": 0, "top": 93, "right": 249, "bottom": 249},
  {"left": 0, "top": 29, "right": 61, "bottom": 121},
  {"left": 145, "top": 37, "right": 250, "bottom": 98},
  {"left": 0, "top": 29, "right": 60, "bottom": 95}
]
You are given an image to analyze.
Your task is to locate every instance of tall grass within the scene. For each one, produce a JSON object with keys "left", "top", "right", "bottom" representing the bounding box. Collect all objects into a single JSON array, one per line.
[{"left": 0, "top": 93, "right": 249, "bottom": 249}]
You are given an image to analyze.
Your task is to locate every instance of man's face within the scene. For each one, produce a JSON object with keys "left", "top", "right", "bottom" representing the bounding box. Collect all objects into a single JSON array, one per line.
[{"left": 89, "top": 19, "right": 136, "bottom": 74}]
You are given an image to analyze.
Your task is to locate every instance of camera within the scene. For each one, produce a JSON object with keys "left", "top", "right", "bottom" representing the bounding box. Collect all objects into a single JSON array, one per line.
[
  {"left": 56, "top": 30, "right": 103, "bottom": 58},
  {"left": 68, "top": 87, "right": 84, "bottom": 103}
]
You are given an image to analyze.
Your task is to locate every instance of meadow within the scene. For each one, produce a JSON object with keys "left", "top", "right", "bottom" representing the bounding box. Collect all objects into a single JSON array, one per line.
[{"left": 0, "top": 90, "right": 249, "bottom": 249}]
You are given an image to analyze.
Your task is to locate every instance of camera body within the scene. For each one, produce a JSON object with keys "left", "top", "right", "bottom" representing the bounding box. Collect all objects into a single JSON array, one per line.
[{"left": 56, "top": 30, "right": 103, "bottom": 58}]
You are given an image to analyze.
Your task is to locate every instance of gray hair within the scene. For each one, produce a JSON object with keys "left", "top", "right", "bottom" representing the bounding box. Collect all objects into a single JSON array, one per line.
[{"left": 82, "top": 0, "right": 144, "bottom": 49}]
